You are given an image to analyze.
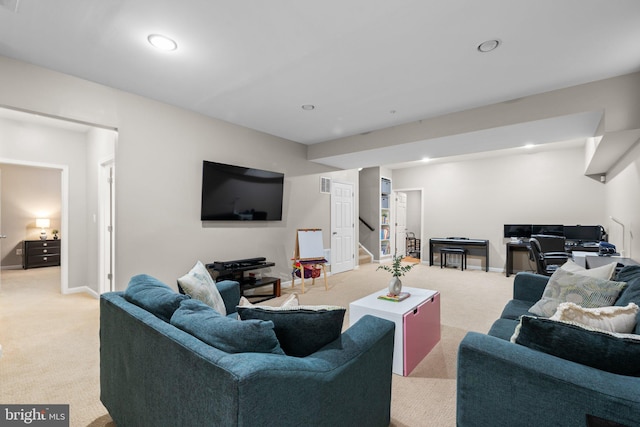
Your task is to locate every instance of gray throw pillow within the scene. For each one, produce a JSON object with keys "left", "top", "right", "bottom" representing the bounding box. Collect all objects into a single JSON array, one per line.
[
  {"left": 170, "top": 299, "right": 284, "bottom": 354},
  {"left": 124, "top": 274, "right": 190, "bottom": 322},
  {"left": 237, "top": 305, "right": 346, "bottom": 357},
  {"left": 529, "top": 268, "right": 627, "bottom": 317},
  {"left": 613, "top": 266, "right": 640, "bottom": 334},
  {"left": 512, "top": 316, "right": 640, "bottom": 377}
]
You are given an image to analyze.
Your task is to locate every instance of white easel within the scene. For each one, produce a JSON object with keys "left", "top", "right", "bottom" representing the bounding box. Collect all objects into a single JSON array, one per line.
[{"left": 292, "top": 229, "right": 328, "bottom": 294}]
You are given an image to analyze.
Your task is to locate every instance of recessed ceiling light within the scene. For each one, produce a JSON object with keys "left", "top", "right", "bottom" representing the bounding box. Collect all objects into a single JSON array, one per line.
[
  {"left": 301, "top": 104, "right": 315, "bottom": 111},
  {"left": 477, "top": 39, "right": 501, "bottom": 53},
  {"left": 147, "top": 34, "right": 177, "bottom": 51}
]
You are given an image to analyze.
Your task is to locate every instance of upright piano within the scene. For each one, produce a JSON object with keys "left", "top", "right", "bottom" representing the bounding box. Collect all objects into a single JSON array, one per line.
[{"left": 429, "top": 237, "right": 490, "bottom": 272}]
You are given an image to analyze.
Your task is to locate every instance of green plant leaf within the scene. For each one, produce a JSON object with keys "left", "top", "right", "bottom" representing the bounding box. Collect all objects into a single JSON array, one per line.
[{"left": 376, "top": 253, "right": 417, "bottom": 277}]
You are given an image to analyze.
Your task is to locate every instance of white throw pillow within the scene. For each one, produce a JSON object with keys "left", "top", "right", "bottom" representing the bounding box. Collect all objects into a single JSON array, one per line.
[
  {"left": 177, "top": 261, "right": 226, "bottom": 316},
  {"left": 550, "top": 302, "right": 638, "bottom": 333},
  {"left": 559, "top": 259, "right": 617, "bottom": 280},
  {"left": 239, "top": 293, "right": 299, "bottom": 308}
]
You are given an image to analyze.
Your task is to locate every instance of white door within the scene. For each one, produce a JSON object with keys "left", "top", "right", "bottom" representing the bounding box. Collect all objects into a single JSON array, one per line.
[
  {"left": 395, "top": 191, "right": 407, "bottom": 257},
  {"left": 331, "top": 181, "right": 355, "bottom": 274}
]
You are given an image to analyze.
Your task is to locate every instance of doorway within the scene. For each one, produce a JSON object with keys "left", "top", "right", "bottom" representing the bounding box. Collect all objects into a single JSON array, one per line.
[
  {"left": 393, "top": 188, "right": 423, "bottom": 260},
  {"left": 395, "top": 191, "right": 408, "bottom": 257},
  {"left": 0, "top": 159, "right": 69, "bottom": 293},
  {"left": 0, "top": 107, "right": 117, "bottom": 296}
]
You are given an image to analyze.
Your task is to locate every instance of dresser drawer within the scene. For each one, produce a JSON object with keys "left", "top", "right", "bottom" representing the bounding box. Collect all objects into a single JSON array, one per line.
[
  {"left": 27, "top": 254, "right": 61, "bottom": 268},
  {"left": 26, "top": 240, "right": 61, "bottom": 250}
]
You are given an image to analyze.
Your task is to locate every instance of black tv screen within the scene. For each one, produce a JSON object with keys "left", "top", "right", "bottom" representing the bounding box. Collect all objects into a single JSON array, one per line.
[
  {"left": 531, "top": 224, "right": 564, "bottom": 236},
  {"left": 563, "top": 225, "right": 601, "bottom": 242},
  {"left": 201, "top": 161, "right": 284, "bottom": 221},
  {"left": 503, "top": 224, "right": 532, "bottom": 238}
]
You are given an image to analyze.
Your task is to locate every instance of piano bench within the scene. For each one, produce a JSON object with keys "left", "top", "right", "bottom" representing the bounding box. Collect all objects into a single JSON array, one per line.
[{"left": 440, "top": 248, "right": 467, "bottom": 271}]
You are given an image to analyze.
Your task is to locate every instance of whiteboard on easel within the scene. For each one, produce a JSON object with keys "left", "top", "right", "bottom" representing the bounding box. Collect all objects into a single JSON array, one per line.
[{"left": 295, "top": 229, "right": 325, "bottom": 260}]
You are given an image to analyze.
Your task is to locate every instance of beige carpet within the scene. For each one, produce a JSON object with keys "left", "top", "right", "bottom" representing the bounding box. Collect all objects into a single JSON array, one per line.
[{"left": 0, "top": 263, "right": 513, "bottom": 427}]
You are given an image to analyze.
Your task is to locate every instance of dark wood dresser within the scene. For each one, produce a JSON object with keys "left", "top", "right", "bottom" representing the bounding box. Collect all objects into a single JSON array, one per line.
[{"left": 22, "top": 239, "right": 61, "bottom": 269}]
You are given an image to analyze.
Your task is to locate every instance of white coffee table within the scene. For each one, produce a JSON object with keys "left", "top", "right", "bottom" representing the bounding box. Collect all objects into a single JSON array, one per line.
[{"left": 349, "top": 286, "right": 441, "bottom": 376}]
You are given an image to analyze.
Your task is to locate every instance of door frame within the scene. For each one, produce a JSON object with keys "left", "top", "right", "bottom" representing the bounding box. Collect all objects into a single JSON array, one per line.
[
  {"left": 99, "top": 158, "right": 115, "bottom": 294},
  {"left": 393, "top": 190, "right": 408, "bottom": 257},
  {"left": 392, "top": 187, "right": 424, "bottom": 260},
  {"left": 0, "top": 157, "right": 69, "bottom": 293}
]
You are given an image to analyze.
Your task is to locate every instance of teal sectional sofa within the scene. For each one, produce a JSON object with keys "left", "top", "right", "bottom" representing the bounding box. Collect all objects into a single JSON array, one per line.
[
  {"left": 100, "top": 275, "right": 395, "bottom": 427},
  {"left": 457, "top": 266, "right": 640, "bottom": 427}
]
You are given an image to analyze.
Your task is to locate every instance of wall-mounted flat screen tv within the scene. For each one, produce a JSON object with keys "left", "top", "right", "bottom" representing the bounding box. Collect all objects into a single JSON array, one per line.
[{"left": 201, "top": 161, "right": 284, "bottom": 221}]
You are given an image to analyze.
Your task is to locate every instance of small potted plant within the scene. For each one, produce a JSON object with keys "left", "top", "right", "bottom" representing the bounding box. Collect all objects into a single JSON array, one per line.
[
  {"left": 377, "top": 253, "right": 417, "bottom": 295},
  {"left": 52, "top": 229, "right": 59, "bottom": 240}
]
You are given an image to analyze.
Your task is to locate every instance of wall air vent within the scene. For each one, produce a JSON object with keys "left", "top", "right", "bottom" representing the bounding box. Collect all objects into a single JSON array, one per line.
[{"left": 320, "top": 177, "right": 331, "bottom": 194}]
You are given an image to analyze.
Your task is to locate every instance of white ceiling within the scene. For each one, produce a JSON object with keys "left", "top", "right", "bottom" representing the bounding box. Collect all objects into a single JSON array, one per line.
[{"left": 1, "top": 0, "right": 639, "bottom": 168}]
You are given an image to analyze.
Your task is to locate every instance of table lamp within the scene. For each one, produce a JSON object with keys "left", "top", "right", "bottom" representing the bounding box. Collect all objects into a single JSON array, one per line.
[{"left": 36, "top": 218, "right": 50, "bottom": 240}]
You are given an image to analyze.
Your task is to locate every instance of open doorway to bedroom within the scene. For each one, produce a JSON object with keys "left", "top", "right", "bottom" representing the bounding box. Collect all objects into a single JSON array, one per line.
[{"left": 0, "top": 107, "right": 117, "bottom": 296}]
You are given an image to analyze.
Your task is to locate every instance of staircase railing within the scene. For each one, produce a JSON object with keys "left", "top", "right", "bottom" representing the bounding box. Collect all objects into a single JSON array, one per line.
[{"left": 359, "top": 216, "right": 375, "bottom": 232}]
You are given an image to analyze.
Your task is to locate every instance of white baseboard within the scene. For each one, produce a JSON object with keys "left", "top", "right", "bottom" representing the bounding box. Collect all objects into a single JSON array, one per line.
[
  {"left": 64, "top": 286, "right": 100, "bottom": 299},
  {"left": 0, "top": 265, "right": 23, "bottom": 270}
]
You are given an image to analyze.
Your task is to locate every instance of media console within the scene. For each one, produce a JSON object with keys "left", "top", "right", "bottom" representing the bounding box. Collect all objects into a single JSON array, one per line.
[{"left": 207, "top": 257, "right": 281, "bottom": 303}]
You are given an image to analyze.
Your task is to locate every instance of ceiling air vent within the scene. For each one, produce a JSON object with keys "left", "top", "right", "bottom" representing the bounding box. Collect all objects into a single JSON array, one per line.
[{"left": 320, "top": 177, "right": 331, "bottom": 194}]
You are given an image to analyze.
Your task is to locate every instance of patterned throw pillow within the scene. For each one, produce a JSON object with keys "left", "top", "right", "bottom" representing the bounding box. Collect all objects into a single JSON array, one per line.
[
  {"left": 550, "top": 302, "right": 638, "bottom": 333},
  {"left": 238, "top": 293, "right": 299, "bottom": 309},
  {"left": 529, "top": 268, "right": 627, "bottom": 317},
  {"left": 177, "top": 261, "right": 227, "bottom": 316}
]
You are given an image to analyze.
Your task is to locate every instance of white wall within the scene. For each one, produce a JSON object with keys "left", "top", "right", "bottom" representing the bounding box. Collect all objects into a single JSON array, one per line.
[
  {"left": 0, "top": 55, "right": 349, "bottom": 290},
  {"left": 604, "top": 141, "right": 640, "bottom": 259},
  {"left": 358, "top": 167, "right": 380, "bottom": 257},
  {"left": 392, "top": 144, "right": 607, "bottom": 271},
  {"left": 85, "top": 128, "right": 117, "bottom": 290},
  {"left": 0, "top": 118, "right": 89, "bottom": 287},
  {"left": 1, "top": 54, "right": 634, "bottom": 287},
  {"left": 1, "top": 121, "right": 117, "bottom": 292}
]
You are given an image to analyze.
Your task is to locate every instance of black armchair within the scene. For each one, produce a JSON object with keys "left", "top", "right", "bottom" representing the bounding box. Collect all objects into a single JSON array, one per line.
[
  {"left": 532, "top": 234, "right": 566, "bottom": 252},
  {"left": 529, "top": 236, "right": 571, "bottom": 276}
]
